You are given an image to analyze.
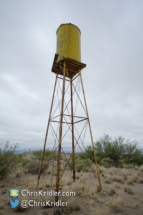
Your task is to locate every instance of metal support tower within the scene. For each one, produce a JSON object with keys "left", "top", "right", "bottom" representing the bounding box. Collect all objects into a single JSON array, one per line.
[{"left": 37, "top": 54, "right": 102, "bottom": 201}]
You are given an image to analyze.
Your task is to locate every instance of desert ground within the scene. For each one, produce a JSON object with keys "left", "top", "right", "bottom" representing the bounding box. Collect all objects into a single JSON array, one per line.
[{"left": 0, "top": 153, "right": 143, "bottom": 215}]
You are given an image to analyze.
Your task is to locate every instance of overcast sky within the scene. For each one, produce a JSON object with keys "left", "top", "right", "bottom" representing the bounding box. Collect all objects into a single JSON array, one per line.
[{"left": 0, "top": 0, "right": 143, "bottom": 151}]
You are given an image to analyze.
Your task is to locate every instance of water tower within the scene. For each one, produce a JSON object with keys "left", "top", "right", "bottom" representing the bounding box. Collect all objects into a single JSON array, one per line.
[{"left": 37, "top": 23, "right": 102, "bottom": 201}]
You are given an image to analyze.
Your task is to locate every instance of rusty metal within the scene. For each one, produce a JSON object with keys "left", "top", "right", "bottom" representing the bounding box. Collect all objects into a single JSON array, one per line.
[
  {"left": 55, "top": 61, "right": 66, "bottom": 202},
  {"left": 74, "top": 118, "right": 88, "bottom": 124},
  {"left": 72, "top": 79, "right": 86, "bottom": 113},
  {"left": 58, "top": 118, "right": 97, "bottom": 179},
  {"left": 79, "top": 73, "right": 102, "bottom": 191},
  {"left": 37, "top": 74, "right": 58, "bottom": 188},
  {"left": 61, "top": 115, "right": 96, "bottom": 177},
  {"left": 70, "top": 79, "right": 75, "bottom": 181},
  {"left": 52, "top": 54, "right": 86, "bottom": 78}
]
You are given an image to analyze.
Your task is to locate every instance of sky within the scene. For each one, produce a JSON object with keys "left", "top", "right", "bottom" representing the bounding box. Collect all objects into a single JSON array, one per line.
[{"left": 0, "top": 0, "right": 143, "bottom": 151}]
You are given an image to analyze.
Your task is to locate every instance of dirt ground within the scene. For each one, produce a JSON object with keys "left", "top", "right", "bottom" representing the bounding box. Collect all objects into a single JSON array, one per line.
[{"left": 0, "top": 153, "right": 143, "bottom": 215}]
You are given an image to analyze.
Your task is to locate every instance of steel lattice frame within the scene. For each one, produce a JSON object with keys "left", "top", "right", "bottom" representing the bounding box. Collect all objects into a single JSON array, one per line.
[{"left": 37, "top": 56, "right": 102, "bottom": 201}]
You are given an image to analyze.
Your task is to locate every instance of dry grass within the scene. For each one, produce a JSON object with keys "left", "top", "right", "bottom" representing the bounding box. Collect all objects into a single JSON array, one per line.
[
  {"left": 61, "top": 176, "right": 72, "bottom": 186},
  {"left": 1, "top": 152, "right": 143, "bottom": 215},
  {"left": 112, "top": 196, "right": 124, "bottom": 212},
  {"left": 15, "top": 172, "right": 21, "bottom": 177},
  {"left": 139, "top": 165, "right": 143, "bottom": 172},
  {"left": 0, "top": 203, "right": 4, "bottom": 209},
  {"left": 62, "top": 196, "right": 80, "bottom": 212},
  {"left": 28, "top": 180, "right": 43, "bottom": 189},
  {"left": 121, "top": 168, "right": 130, "bottom": 179},
  {"left": 84, "top": 185, "right": 98, "bottom": 198},
  {"left": 92, "top": 207, "right": 110, "bottom": 215},
  {"left": 127, "top": 176, "right": 134, "bottom": 185},
  {"left": 125, "top": 202, "right": 139, "bottom": 209},
  {"left": 108, "top": 184, "right": 116, "bottom": 195},
  {"left": 113, "top": 182, "right": 121, "bottom": 189},
  {"left": 103, "top": 166, "right": 143, "bottom": 187},
  {"left": 47, "top": 169, "right": 52, "bottom": 174},
  {"left": 69, "top": 179, "right": 99, "bottom": 199},
  {"left": 105, "top": 174, "right": 111, "bottom": 184},
  {"left": 79, "top": 174, "right": 88, "bottom": 183},
  {"left": 112, "top": 175, "right": 124, "bottom": 183},
  {"left": 44, "top": 181, "right": 52, "bottom": 188},
  {"left": 124, "top": 185, "right": 134, "bottom": 194},
  {"left": 132, "top": 172, "right": 139, "bottom": 182},
  {"left": 107, "top": 167, "right": 117, "bottom": 175},
  {"left": 138, "top": 177, "right": 143, "bottom": 183},
  {"left": 28, "top": 181, "right": 37, "bottom": 189},
  {"left": 124, "top": 164, "right": 134, "bottom": 169},
  {"left": 134, "top": 165, "right": 139, "bottom": 170},
  {"left": 75, "top": 172, "right": 80, "bottom": 179}
]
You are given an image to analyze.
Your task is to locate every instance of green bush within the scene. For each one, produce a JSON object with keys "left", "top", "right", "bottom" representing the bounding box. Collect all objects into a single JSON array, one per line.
[
  {"left": 33, "top": 149, "right": 53, "bottom": 160},
  {"left": 131, "top": 154, "right": 143, "bottom": 165},
  {"left": 76, "top": 158, "right": 92, "bottom": 172},
  {"left": 77, "top": 135, "right": 143, "bottom": 166},
  {"left": 95, "top": 134, "right": 143, "bottom": 165},
  {"left": 100, "top": 157, "right": 114, "bottom": 166},
  {"left": 0, "top": 142, "right": 17, "bottom": 179},
  {"left": 14, "top": 154, "right": 28, "bottom": 165},
  {"left": 68, "top": 158, "right": 92, "bottom": 172},
  {"left": 78, "top": 146, "right": 94, "bottom": 162},
  {"left": 21, "top": 158, "right": 31, "bottom": 167}
]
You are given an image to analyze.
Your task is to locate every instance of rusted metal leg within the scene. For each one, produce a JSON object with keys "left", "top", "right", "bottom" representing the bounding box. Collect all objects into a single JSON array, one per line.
[
  {"left": 70, "top": 78, "right": 75, "bottom": 181},
  {"left": 55, "top": 61, "right": 66, "bottom": 202},
  {"left": 79, "top": 73, "right": 102, "bottom": 191},
  {"left": 37, "top": 75, "right": 58, "bottom": 188}
]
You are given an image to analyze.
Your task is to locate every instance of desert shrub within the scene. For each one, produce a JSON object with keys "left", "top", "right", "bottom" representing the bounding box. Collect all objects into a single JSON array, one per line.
[
  {"left": 21, "top": 158, "right": 30, "bottom": 167},
  {"left": 33, "top": 149, "right": 55, "bottom": 160},
  {"left": 24, "top": 160, "right": 46, "bottom": 174},
  {"left": 14, "top": 154, "right": 30, "bottom": 167},
  {"left": 77, "top": 135, "right": 142, "bottom": 166},
  {"left": 14, "top": 154, "right": 22, "bottom": 163},
  {"left": 100, "top": 157, "right": 114, "bottom": 167},
  {"left": 68, "top": 157, "right": 92, "bottom": 172},
  {"left": 95, "top": 134, "right": 143, "bottom": 165},
  {"left": 131, "top": 154, "right": 143, "bottom": 165},
  {"left": 0, "top": 142, "right": 18, "bottom": 179},
  {"left": 75, "top": 158, "right": 92, "bottom": 172},
  {"left": 78, "top": 146, "right": 94, "bottom": 162}
]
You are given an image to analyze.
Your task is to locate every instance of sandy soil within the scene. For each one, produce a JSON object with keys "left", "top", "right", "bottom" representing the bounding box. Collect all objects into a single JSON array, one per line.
[{"left": 0, "top": 153, "right": 143, "bottom": 215}]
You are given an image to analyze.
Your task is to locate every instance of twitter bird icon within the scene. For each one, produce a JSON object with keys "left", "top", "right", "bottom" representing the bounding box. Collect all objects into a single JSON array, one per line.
[{"left": 9, "top": 199, "right": 19, "bottom": 208}]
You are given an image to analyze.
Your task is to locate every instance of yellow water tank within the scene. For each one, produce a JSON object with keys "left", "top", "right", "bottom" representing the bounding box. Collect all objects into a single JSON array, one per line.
[{"left": 56, "top": 23, "right": 81, "bottom": 62}]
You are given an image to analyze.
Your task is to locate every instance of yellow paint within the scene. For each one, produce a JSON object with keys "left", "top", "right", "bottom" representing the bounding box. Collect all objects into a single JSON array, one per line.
[{"left": 56, "top": 23, "right": 81, "bottom": 62}]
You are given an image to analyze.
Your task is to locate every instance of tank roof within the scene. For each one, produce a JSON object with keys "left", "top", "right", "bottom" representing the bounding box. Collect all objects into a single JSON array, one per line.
[{"left": 56, "top": 23, "right": 81, "bottom": 34}]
